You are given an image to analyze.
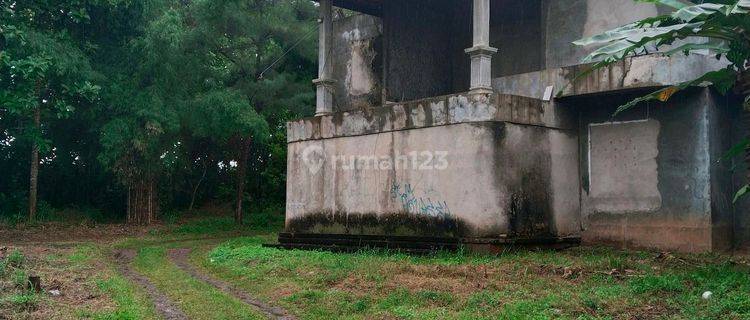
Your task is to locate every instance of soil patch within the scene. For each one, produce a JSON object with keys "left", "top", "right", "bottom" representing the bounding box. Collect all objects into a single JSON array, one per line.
[
  {"left": 0, "top": 223, "right": 157, "bottom": 245},
  {"left": 113, "top": 249, "right": 187, "bottom": 320},
  {"left": 167, "top": 248, "right": 296, "bottom": 320}
]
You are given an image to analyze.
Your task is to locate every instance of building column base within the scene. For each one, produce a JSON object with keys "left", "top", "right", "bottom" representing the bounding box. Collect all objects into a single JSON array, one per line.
[
  {"left": 313, "top": 78, "right": 336, "bottom": 116},
  {"left": 465, "top": 45, "right": 498, "bottom": 94}
]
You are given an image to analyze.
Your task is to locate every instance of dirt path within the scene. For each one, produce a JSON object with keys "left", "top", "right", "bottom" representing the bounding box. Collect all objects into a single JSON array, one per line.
[
  {"left": 167, "top": 248, "right": 296, "bottom": 320},
  {"left": 114, "top": 249, "right": 188, "bottom": 320}
]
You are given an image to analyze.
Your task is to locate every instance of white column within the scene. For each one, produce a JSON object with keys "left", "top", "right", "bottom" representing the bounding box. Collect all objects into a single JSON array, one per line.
[
  {"left": 314, "top": 0, "right": 335, "bottom": 116},
  {"left": 465, "top": 0, "right": 497, "bottom": 94}
]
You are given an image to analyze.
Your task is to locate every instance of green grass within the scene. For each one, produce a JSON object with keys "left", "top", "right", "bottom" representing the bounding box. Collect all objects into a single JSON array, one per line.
[
  {"left": 5, "top": 216, "right": 750, "bottom": 319},
  {"left": 3, "top": 292, "right": 39, "bottom": 307},
  {"left": 6, "top": 249, "right": 25, "bottom": 267},
  {"left": 90, "top": 275, "right": 160, "bottom": 320},
  {"left": 132, "top": 246, "right": 265, "bottom": 320},
  {"left": 194, "top": 236, "right": 750, "bottom": 320},
  {"left": 0, "top": 248, "right": 38, "bottom": 317},
  {"left": 66, "top": 243, "right": 160, "bottom": 320}
]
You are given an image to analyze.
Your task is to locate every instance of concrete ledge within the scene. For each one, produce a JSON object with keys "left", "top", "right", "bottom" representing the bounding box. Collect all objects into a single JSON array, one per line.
[
  {"left": 493, "top": 54, "right": 729, "bottom": 100},
  {"left": 288, "top": 92, "right": 561, "bottom": 143},
  {"left": 582, "top": 215, "right": 713, "bottom": 253}
]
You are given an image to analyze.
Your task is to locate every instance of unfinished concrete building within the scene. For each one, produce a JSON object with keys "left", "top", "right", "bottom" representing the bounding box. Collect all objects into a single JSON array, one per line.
[{"left": 281, "top": 0, "right": 750, "bottom": 253}]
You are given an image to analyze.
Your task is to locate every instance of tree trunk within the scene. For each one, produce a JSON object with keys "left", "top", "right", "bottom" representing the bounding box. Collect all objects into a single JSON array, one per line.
[
  {"left": 127, "top": 176, "right": 158, "bottom": 225},
  {"left": 188, "top": 159, "right": 207, "bottom": 212},
  {"left": 235, "top": 136, "right": 251, "bottom": 225},
  {"left": 28, "top": 107, "right": 41, "bottom": 221}
]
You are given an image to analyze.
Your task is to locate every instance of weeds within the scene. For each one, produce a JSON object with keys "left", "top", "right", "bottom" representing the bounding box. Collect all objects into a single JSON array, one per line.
[
  {"left": 1, "top": 249, "right": 38, "bottom": 314},
  {"left": 5, "top": 292, "right": 38, "bottom": 307},
  {"left": 6, "top": 249, "right": 24, "bottom": 267},
  {"left": 199, "top": 236, "right": 750, "bottom": 319},
  {"left": 11, "top": 269, "right": 28, "bottom": 288}
]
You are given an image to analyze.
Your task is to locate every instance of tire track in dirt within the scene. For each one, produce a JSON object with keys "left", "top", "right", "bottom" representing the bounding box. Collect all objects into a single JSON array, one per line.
[
  {"left": 167, "top": 248, "right": 296, "bottom": 320},
  {"left": 114, "top": 249, "right": 188, "bottom": 320}
]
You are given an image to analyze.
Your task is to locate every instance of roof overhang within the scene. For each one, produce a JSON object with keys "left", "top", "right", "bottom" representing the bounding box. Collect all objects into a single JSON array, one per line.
[{"left": 316, "top": 0, "right": 383, "bottom": 17}]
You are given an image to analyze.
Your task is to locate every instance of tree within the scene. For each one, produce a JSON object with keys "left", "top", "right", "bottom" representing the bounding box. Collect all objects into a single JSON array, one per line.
[
  {"left": 1, "top": 0, "right": 102, "bottom": 221},
  {"left": 97, "top": 0, "right": 314, "bottom": 225},
  {"left": 572, "top": 0, "right": 750, "bottom": 201},
  {"left": 183, "top": 0, "right": 316, "bottom": 223},
  {"left": 0, "top": 0, "right": 314, "bottom": 225}
]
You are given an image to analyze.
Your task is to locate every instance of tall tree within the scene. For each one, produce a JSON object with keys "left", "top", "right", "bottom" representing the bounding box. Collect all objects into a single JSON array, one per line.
[
  {"left": 1, "top": 0, "right": 102, "bottom": 220},
  {"left": 98, "top": 0, "right": 315, "bottom": 224},
  {"left": 183, "top": 0, "right": 316, "bottom": 223}
]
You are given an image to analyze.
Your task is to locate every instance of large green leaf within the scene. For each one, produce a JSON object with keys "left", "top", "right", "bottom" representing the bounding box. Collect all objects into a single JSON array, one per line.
[
  {"left": 722, "top": 138, "right": 750, "bottom": 161},
  {"left": 580, "top": 23, "right": 704, "bottom": 63},
  {"left": 663, "top": 41, "right": 730, "bottom": 56},
  {"left": 735, "top": 185, "right": 749, "bottom": 203},
  {"left": 672, "top": 3, "right": 727, "bottom": 22},
  {"left": 637, "top": 0, "right": 690, "bottom": 10},
  {"left": 574, "top": 21, "right": 693, "bottom": 47},
  {"left": 730, "top": 0, "right": 750, "bottom": 14}
]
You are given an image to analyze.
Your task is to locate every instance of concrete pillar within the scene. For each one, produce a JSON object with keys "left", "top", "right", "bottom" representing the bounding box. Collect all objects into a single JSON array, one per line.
[
  {"left": 314, "top": 0, "right": 335, "bottom": 116},
  {"left": 465, "top": 0, "right": 497, "bottom": 94}
]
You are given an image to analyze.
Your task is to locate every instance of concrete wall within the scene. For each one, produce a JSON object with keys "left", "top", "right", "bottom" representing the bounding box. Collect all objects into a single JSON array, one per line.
[
  {"left": 313, "top": 0, "right": 748, "bottom": 252},
  {"left": 731, "top": 100, "right": 750, "bottom": 251},
  {"left": 329, "top": 0, "right": 670, "bottom": 105},
  {"left": 708, "top": 92, "right": 740, "bottom": 252},
  {"left": 382, "top": 0, "right": 469, "bottom": 102},
  {"left": 493, "top": 54, "right": 729, "bottom": 100},
  {"left": 490, "top": 0, "right": 544, "bottom": 77},
  {"left": 574, "top": 89, "right": 727, "bottom": 252},
  {"left": 380, "top": 0, "right": 545, "bottom": 101},
  {"left": 331, "top": 14, "right": 382, "bottom": 112},
  {"left": 542, "top": 0, "right": 666, "bottom": 69},
  {"left": 286, "top": 93, "right": 581, "bottom": 240}
]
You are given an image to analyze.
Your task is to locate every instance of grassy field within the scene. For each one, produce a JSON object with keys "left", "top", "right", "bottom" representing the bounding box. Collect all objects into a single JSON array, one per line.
[
  {"left": 2, "top": 217, "right": 750, "bottom": 319},
  {"left": 196, "top": 236, "right": 750, "bottom": 320}
]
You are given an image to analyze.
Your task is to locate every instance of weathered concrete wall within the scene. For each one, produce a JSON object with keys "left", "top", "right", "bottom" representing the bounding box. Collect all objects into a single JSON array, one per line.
[
  {"left": 575, "top": 89, "right": 725, "bottom": 252},
  {"left": 730, "top": 98, "right": 750, "bottom": 251},
  {"left": 493, "top": 54, "right": 729, "bottom": 100},
  {"left": 331, "top": 14, "right": 382, "bottom": 112},
  {"left": 309, "top": 0, "right": 746, "bottom": 252},
  {"left": 489, "top": 0, "right": 544, "bottom": 77},
  {"left": 286, "top": 93, "right": 580, "bottom": 239},
  {"left": 543, "top": 0, "right": 666, "bottom": 69},
  {"left": 708, "top": 91, "right": 740, "bottom": 252},
  {"left": 382, "top": 0, "right": 469, "bottom": 102},
  {"left": 287, "top": 94, "right": 566, "bottom": 142},
  {"left": 380, "top": 0, "right": 544, "bottom": 101}
]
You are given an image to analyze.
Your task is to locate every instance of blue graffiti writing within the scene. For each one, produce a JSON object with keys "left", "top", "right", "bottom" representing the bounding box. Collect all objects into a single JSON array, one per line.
[{"left": 390, "top": 183, "right": 452, "bottom": 218}]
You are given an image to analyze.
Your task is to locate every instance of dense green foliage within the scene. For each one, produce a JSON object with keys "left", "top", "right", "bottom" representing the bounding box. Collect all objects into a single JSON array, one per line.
[
  {"left": 1, "top": 0, "right": 317, "bottom": 223},
  {"left": 574, "top": 0, "right": 750, "bottom": 200}
]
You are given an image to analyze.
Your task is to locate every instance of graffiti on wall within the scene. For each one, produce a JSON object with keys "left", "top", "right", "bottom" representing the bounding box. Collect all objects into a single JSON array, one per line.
[{"left": 389, "top": 182, "right": 452, "bottom": 218}]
